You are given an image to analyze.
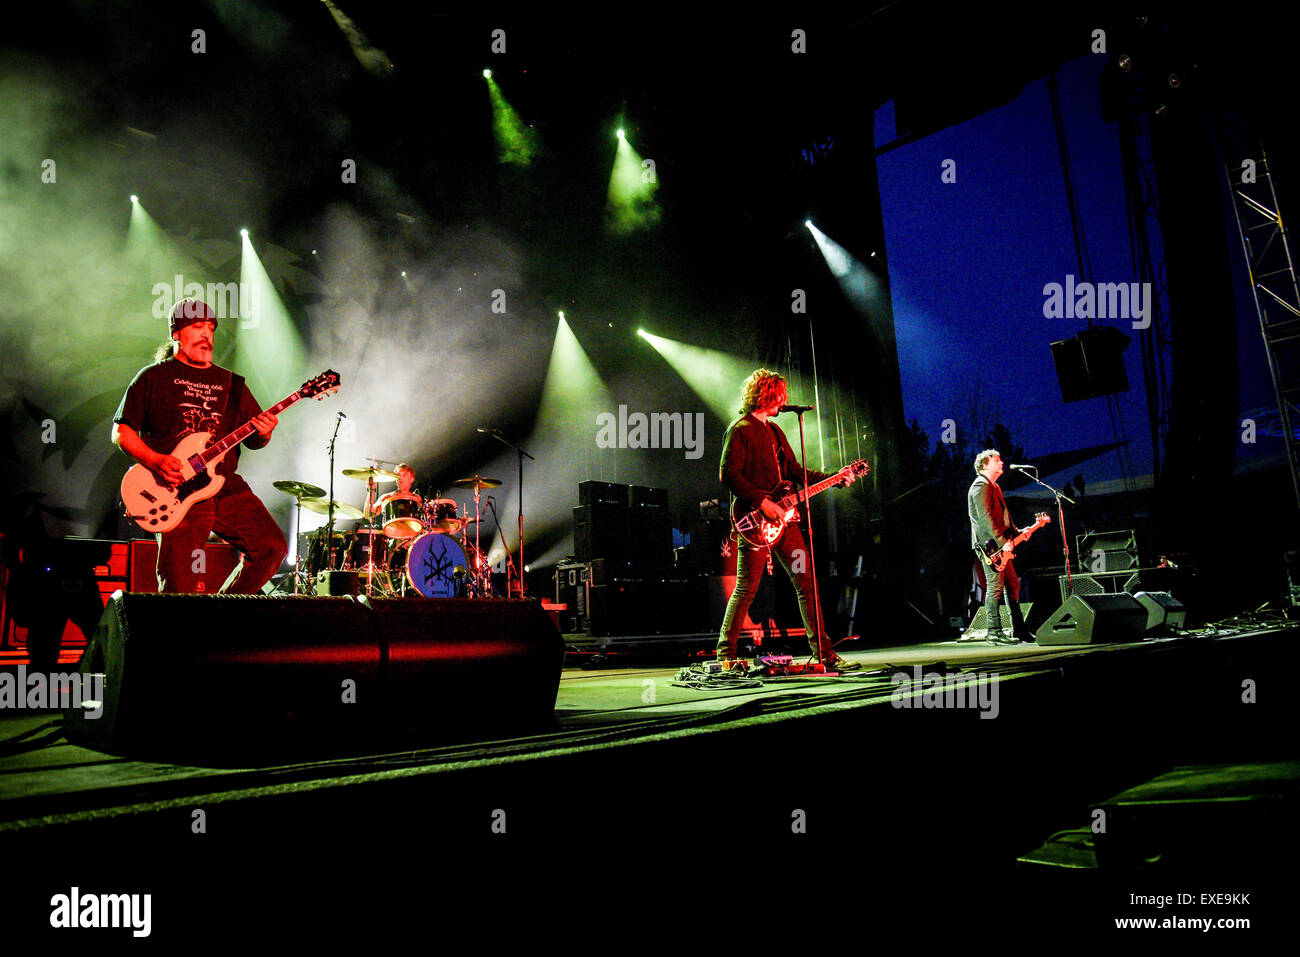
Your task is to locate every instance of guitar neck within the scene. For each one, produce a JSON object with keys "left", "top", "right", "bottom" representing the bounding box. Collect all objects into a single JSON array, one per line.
[
  {"left": 786, "top": 470, "right": 848, "bottom": 505},
  {"left": 200, "top": 391, "right": 301, "bottom": 464}
]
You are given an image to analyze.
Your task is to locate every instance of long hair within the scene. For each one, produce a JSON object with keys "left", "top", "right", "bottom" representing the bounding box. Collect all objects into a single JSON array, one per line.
[
  {"left": 153, "top": 338, "right": 178, "bottom": 363},
  {"left": 739, "top": 369, "right": 787, "bottom": 414}
]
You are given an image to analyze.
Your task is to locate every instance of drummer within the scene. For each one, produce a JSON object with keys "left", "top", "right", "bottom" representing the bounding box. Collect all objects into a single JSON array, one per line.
[{"left": 369, "top": 463, "right": 421, "bottom": 517}]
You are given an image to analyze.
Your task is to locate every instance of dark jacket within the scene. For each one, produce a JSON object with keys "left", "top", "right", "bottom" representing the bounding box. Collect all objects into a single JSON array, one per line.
[
  {"left": 720, "top": 413, "right": 832, "bottom": 513},
  {"left": 968, "top": 473, "right": 1018, "bottom": 549}
]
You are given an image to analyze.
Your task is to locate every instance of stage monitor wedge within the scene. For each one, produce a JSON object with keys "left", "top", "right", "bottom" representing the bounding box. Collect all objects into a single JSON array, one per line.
[{"left": 1035, "top": 593, "right": 1148, "bottom": 646}]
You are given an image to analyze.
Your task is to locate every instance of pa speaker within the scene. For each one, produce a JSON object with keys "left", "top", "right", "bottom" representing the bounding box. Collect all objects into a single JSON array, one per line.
[
  {"left": 65, "top": 593, "right": 563, "bottom": 752},
  {"left": 1132, "top": 591, "right": 1186, "bottom": 633},
  {"left": 1035, "top": 593, "right": 1148, "bottom": 646},
  {"left": 1050, "top": 327, "right": 1131, "bottom": 402}
]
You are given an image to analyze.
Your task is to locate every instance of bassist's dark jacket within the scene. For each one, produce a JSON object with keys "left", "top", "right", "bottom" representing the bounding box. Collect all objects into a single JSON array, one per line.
[{"left": 968, "top": 473, "right": 1019, "bottom": 549}]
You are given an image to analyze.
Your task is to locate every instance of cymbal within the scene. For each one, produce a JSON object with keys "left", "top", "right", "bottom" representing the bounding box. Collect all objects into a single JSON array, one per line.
[
  {"left": 274, "top": 480, "right": 326, "bottom": 499},
  {"left": 300, "top": 498, "right": 364, "bottom": 520},
  {"left": 450, "top": 475, "right": 502, "bottom": 490},
  {"left": 342, "top": 466, "right": 399, "bottom": 481}
]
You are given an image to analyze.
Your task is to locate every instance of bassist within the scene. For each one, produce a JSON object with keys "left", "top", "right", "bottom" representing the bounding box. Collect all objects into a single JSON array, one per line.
[
  {"left": 965, "top": 449, "right": 1029, "bottom": 644},
  {"left": 716, "top": 369, "right": 862, "bottom": 670},
  {"left": 111, "top": 298, "right": 288, "bottom": 593}
]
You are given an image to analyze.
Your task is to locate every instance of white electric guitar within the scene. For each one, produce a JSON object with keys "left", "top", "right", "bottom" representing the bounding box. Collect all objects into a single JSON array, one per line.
[{"left": 121, "top": 369, "right": 340, "bottom": 532}]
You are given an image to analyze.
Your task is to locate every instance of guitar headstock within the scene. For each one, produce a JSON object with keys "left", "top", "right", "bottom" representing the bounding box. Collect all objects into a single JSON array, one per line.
[
  {"left": 302, "top": 369, "right": 341, "bottom": 400},
  {"left": 842, "top": 459, "right": 871, "bottom": 479},
  {"left": 1035, "top": 511, "right": 1052, "bottom": 525}
]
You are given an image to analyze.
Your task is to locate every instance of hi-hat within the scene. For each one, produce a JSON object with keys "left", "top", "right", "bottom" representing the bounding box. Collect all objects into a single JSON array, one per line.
[
  {"left": 300, "top": 498, "right": 364, "bottom": 519},
  {"left": 450, "top": 475, "right": 502, "bottom": 490},
  {"left": 274, "top": 480, "right": 326, "bottom": 499},
  {"left": 342, "top": 466, "right": 399, "bottom": 481}
]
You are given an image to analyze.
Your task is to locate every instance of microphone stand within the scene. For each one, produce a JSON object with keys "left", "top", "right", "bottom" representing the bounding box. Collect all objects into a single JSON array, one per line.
[
  {"left": 326, "top": 412, "right": 343, "bottom": 566},
  {"left": 790, "top": 409, "right": 826, "bottom": 668},
  {"left": 483, "top": 429, "right": 534, "bottom": 598},
  {"left": 1010, "top": 465, "right": 1076, "bottom": 594}
]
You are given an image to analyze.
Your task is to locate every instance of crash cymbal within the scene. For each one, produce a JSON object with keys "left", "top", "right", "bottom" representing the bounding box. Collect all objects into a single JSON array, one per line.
[
  {"left": 300, "top": 498, "right": 364, "bottom": 520},
  {"left": 449, "top": 475, "right": 502, "bottom": 490},
  {"left": 342, "top": 466, "right": 399, "bottom": 481},
  {"left": 274, "top": 480, "right": 326, "bottom": 499}
]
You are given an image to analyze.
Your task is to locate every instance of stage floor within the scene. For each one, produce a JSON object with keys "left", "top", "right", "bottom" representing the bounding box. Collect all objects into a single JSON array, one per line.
[{"left": 0, "top": 629, "right": 1279, "bottom": 828}]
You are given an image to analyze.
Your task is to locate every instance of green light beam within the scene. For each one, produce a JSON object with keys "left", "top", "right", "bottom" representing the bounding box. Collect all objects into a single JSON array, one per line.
[
  {"left": 485, "top": 74, "right": 538, "bottom": 166},
  {"left": 605, "top": 132, "right": 660, "bottom": 234}
]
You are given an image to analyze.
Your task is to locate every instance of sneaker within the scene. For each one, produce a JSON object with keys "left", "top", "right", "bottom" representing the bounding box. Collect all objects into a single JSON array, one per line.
[
  {"left": 956, "top": 630, "right": 986, "bottom": 643},
  {"left": 986, "top": 632, "right": 1019, "bottom": 646},
  {"left": 824, "top": 654, "right": 863, "bottom": 672}
]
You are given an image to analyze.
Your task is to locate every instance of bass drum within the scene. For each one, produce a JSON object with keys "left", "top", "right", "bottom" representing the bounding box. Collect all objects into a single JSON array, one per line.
[{"left": 402, "top": 532, "right": 470, "bottom": 598}]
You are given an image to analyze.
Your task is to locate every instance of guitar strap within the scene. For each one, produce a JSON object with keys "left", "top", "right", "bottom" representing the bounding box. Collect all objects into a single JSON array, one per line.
[{"left": 223, "top": 371, "right": 245, "bottom": 442}]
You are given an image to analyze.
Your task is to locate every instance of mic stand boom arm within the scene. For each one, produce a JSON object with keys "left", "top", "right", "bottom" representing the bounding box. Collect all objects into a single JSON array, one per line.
[{"left": 1010, "top": 465, "right": 1076, "bottom": 593}]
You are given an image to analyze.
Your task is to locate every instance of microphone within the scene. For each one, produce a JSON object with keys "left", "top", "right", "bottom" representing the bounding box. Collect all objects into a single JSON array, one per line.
[
  {"left": 779, "top": 404, "right": 815, "bottom": 413},
  {"left": 1008, "top": 463, "right": 1034, "bottom": 470}
]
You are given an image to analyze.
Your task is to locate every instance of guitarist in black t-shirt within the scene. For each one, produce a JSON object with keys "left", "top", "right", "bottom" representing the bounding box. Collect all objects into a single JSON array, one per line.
[{"left": 111, "top": 298, "right": 288, "bottom": 593}]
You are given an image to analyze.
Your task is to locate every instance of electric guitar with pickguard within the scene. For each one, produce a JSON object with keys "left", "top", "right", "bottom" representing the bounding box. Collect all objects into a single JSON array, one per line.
[
  {"left": 121, "top": 370, "right": 341, "bottom": 532},
  {"left": 976, "top": 511, "right": 1051, "bottom": 571},
  {"left": 731, "top": 460, "right": 870, "bottom": 547}
]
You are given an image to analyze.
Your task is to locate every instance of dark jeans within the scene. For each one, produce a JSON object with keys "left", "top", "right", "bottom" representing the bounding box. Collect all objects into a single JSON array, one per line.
[
  {"left": 717, "top": 523, "right": 830, "bottom": 659},
  {"left": 981, "top": 553, "right": 1028, "bottom": 638},
  {"left": 156, "top": 475, "right": 287, "bottom": 594}
]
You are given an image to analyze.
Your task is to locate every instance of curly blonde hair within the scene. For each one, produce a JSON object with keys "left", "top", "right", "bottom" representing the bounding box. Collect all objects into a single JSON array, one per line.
[{"left": 739, "top": 369, "right": 787, "bottom": 414}]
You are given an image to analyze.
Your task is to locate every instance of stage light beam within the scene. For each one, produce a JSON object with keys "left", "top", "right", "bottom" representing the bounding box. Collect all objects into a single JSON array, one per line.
[
  {"left": 605, "top": 127, "right": 660, "bottom": 234},
  {"left": 484, "top": 72, "right": 538, "bottom": 166},
  {"left": 806, "top": 221, "right": 882, "bottom": 317},
  {"left": 235, "top": 231, "right": 309, "bottom": 402}
]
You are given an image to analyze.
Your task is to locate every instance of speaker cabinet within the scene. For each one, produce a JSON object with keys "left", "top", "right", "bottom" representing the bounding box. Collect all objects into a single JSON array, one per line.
[
  {"left": 1132, "top": 591, "right": 1186, "bottom": 632},
  {"left": 1035, "top": 593, "right": 1148, "bottom": 645},
  {"left": 1050, "top": 327, "right": 1131, "bottom": 402},
  {"left": 572, "top": 504, "right": 630, "bottom": 563},
  {"left": 65, "top": 594, "right": 563, "bottom": 751}
]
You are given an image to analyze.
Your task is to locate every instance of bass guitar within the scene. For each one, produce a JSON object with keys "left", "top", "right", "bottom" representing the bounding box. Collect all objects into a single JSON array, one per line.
[
  {"left": 731, "top": 460, "right": 870, "bottom": 547},
  {"left": 977, "top": 511, "right": 1051, "bottom": 571},
  {"left": 121, "top": 369, "right": 341, "bottom": 532}
]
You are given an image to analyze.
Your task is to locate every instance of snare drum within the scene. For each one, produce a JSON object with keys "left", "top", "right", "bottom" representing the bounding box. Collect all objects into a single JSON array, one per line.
[
  {"left": 403, "top": 532, "right": 469, "bottom": 597},
  {"left": 381, "top": 496, "right": 425, "bottom": 539},
  {"left": 427, "top": 498, "right": 466, "bottom": 533}
]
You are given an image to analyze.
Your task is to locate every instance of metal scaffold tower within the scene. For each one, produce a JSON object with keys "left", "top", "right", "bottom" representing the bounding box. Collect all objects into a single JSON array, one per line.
[{"left": 1225, "top": 144, "right": 1300, "bottom": 510}]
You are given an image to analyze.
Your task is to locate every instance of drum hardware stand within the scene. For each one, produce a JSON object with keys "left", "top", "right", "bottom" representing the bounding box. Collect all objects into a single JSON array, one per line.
[
  {"left": 486, "top": 495, "right": 515, "bottom": 598},
  {"left": 360, "top": 465, "right": 383, "bottom": 597},
  {"left": 481, "top": 429, "right": 534, "bottom": 598}
]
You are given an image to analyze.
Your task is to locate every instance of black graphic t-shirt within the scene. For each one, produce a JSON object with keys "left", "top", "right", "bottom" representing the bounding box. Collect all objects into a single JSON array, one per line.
[{"left": 113, "top": 359, "right": 268, "bottom": 478}]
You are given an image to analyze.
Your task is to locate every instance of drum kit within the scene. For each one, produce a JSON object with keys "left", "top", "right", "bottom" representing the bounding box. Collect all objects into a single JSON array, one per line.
[{"left": 276, "top": 466, "right": 504, "bottom": 598}]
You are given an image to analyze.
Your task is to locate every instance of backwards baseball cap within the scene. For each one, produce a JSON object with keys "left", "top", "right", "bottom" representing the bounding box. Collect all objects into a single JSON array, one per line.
[{"left": 169, "top": 298, "right": 217, "bottom": 336}]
